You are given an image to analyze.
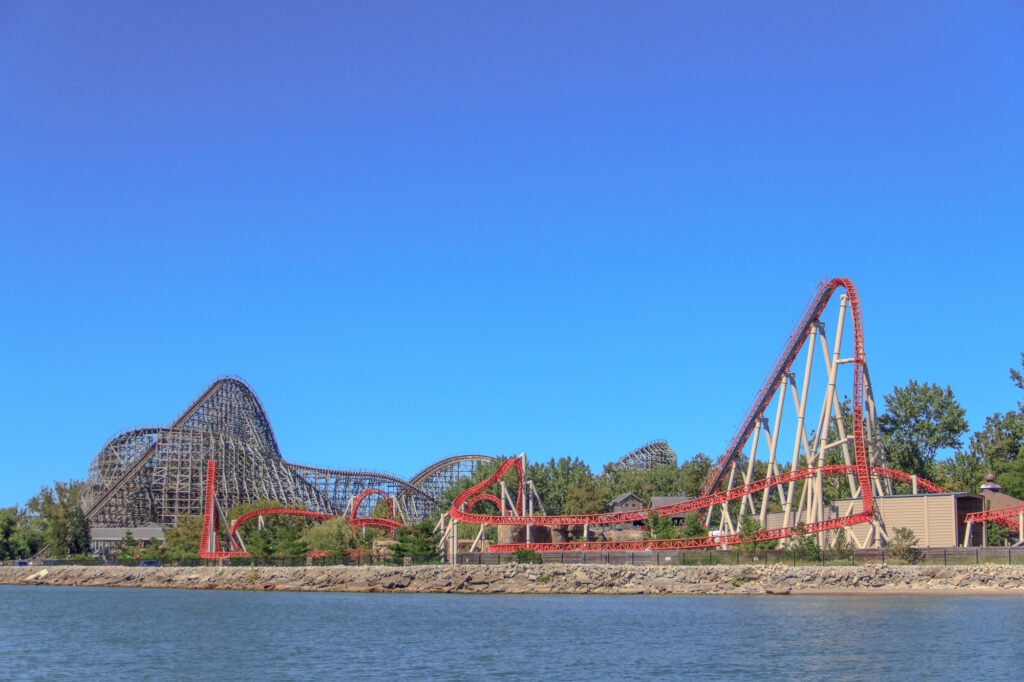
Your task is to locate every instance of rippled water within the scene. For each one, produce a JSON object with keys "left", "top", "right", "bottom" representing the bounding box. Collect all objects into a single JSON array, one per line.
[{"left": 1, "top": 585, "right": 1021, "bottom": 680}]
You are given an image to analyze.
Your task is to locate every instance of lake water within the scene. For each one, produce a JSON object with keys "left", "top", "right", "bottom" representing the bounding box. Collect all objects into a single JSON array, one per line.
[{"left": 1, "top": 585, "right": 1021, "bottom": 680}]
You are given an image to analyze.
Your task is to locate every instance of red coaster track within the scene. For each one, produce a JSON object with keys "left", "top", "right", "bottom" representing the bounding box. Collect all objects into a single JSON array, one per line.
[
  {"left": 962, "top": 504, "right": 1024, "bottom": 533},
  {"left": 229, "top": 508, "right": 335, "bottom": 536},
  {"left": 348, "top": 487, "right": 403, "bottom": 537},
  {"left": 199, "top": 460, "right": 405, "bottom": 559}
]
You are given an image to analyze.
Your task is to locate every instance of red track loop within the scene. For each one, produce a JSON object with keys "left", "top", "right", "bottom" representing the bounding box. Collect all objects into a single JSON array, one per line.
[
  {"left": 349, "top": 488, "right": 394, "bottom": 523},
  {"left": 348, "top": 487, "right": 402, "bottom": 537}
]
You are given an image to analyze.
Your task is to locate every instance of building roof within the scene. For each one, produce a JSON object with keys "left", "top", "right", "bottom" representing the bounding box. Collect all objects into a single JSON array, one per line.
[
  {"left": 608, "top": 492, "right": 642, "bottom": 507},
  {"left": 90, "top": 525, "right": 166, "bottom": 541},
  {"left": 651, "top": 496, "right": 690, "bottom": 506},
  {"left": 650, "top": 496, "right": 692, "bottom": 519},
  {"left": 832, "top": 492, "right": 982, "bottom": 503},
  {"left": 981, "top": 489, "right": 1024, "bottom": 511}
]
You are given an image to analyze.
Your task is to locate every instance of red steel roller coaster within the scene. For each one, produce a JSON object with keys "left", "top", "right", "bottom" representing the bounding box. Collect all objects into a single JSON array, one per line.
[{"left": 446, "top": 277, "right": 963, "bottom": 553}]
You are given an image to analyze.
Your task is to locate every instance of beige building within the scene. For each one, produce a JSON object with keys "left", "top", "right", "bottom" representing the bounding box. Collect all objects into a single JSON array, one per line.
[
  {"left": 847, "top": 493, "right": 982, "bottom": 548},
  {"left": 762, "top": 493, "right": 984, "bottom": 549}
]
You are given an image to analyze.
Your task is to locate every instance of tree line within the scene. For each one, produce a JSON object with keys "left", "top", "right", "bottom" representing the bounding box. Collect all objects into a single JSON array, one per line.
[
  {"left": 881, "top": 354, "right": 1024, "bottom": 498},
  {"left": 108, "top": 500, "right": 443, "bottom": 565},
  {"left": 0, "top": 481, "right": 90, "bottom": 561}
]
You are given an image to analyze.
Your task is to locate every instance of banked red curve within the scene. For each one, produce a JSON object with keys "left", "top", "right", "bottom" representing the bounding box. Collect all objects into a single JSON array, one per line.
[
  {"left": 229, "top": 508, "right": 334, "bottom": 536},
  {"left": 485, "top": 466, "right": 946, "bottom": 552}
]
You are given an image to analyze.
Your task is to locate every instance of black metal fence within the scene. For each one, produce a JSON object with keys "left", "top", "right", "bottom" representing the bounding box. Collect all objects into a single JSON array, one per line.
[
  {"left": 11, "top": 547, "right": 1024, "bottom": 568},
  {"left": 8, "top": 555, "right": 395, "bottom": 568},
  {"left": 457, "top": 547, "right": 1024, "bottom": 567}
]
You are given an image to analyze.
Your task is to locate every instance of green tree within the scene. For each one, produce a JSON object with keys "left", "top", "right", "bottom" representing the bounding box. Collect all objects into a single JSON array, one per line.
[
  {"left": 681, "top": 512, "right": 707, "bottom": 538},
  {"left": 0, "top": 507, "right": 42, "bottom": 560},
  {"left": 302, "top": 517, "right": 356, "bottom": 554},
  {"left": 0, "top": 509, "right": 26, "bottom": 559},
  {"left": 563, "top": 477, "right": 608, "bottom": 516},
  {"left": 370, "top": 497, "right": 391, "bottom": 519},
  {"left": 880, "top": 381, "right": 968, "bottom": 479},
  {"left": 938, "top": 451, "right": 987, "bottom": 493},
  {"left": 736, "top": 515, "right": 763, "bottom": 555},
  {"left": 390, "top": 520, "right": 442, "bottom": 564},
  {"left": 962, "top": 356, "right": 1024, "bottom": 498},
  {"left": 228, "top": 500, "right": 311, "bottom": 557},
  {"left": 26, "top": 480, "right": 91, "bottom": 558},
  {"left": 679, "top": 453, "right": 714, "bottom": 498},
  {"left": 832, "top": 528, "right": 854, "bottom": 561},
  {"left": 512, "top": 548, "right": 542, "bottom": 564},
  {"left": 987, "top": 522, "right": 1014, "bottom": 547},
  {"left": 163, "top": 515, "right": 204, "bottom": 560},
  {"left": 644, "top": 510, "right": 676, "bottom": 540},
  {"left": 526, "top": 457, "right": 595, "bottom": 515},
  {"left": 1010, "top": 352, "right": 1024, "bottom": 391},
  {"left": 969, "top": 411, "right": 1024, "bottom": 498},
  {"left": 787, "top": 525, "right": 821, "bottom": 562},
  {"left": 117, "top": 531, "right": 142, "bottom": 563}
]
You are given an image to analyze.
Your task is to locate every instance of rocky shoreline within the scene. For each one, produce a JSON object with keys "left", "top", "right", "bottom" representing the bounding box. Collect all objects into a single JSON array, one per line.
[{"left": 4, "top": 563, "right": 1024, "bottom": 595}]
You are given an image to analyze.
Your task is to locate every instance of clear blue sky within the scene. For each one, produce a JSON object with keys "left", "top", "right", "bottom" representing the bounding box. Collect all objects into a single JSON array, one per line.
[{"left": 1, "top": 2, "right": 1022, "bottom": 507}]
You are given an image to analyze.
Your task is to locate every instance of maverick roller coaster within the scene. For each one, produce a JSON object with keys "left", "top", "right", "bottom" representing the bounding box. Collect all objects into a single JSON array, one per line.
[{"left": 444, "top": 277, "right": 1004, "bottom": 554}]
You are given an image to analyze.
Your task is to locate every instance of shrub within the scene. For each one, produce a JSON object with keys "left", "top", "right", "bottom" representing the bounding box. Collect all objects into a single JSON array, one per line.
[
  {"left": 736, "top": 516, "right": 764, "bottom": 556},
  {"left": 887, "top": 527, "right": 918, "bottom": 562},
  {"left": 681, "top": 513, "right": 708, "bottom": 538},
  {"left": 787, "top": 525, "right": 821, "bottom": 562},
  {"left": 644, "top": 510, "right": 676, "bottom": 540},
  {"left": 390, "top": 521, "right": 442, "bottom": 565},
  {"left": 832, "top": 528, "right": 854, "bottom": 561},
  {"left": 988, "top": 522, "right": 1014, "bottom": 547},
  {"left": 513, "top": 548, "right": 542, "bottom": 564}
]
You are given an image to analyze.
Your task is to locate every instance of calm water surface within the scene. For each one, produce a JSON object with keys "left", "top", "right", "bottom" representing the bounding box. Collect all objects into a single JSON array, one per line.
[{"left": 1, "top": 585, "right": 1021, "bottom": 680}]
